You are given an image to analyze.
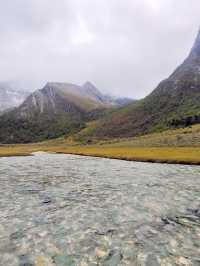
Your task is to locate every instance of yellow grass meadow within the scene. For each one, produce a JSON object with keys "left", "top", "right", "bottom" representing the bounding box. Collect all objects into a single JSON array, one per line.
[
  {"left": 0, "top": 125, "right": 200, "bottom": 165},
  {"left": 0, "top": 145, "right": 199, "bottom": 165}
]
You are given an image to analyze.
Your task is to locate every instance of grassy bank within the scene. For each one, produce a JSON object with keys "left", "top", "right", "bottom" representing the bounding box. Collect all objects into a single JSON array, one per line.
[
  {"left": 0, "top": 144, "right": 200, "bottom": 165},
  {"left": 0, "top": 125, "right": 200, "bottom": 165},
  {"left": 46, "top": 146, "right": 200, "bottom": 165}
]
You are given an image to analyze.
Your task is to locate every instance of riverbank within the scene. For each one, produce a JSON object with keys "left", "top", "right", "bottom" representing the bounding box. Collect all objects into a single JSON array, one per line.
[
  {"left": 1, "top": 125, "right": 200, "bottom": 165},
  {"left": 47, "top": 146, "right": 200, "bottom": 165},
  {"left": 0, "top": 144, "right": 200, "bottom": 165}
]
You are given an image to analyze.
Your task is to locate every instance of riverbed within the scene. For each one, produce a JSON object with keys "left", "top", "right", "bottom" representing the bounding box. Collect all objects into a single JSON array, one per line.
[{"left": 0, "top": 152, "right": 200, "bottom": 265}]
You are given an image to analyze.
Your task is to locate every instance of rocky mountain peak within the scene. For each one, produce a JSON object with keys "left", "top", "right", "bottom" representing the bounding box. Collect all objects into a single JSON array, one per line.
[
  {"left": 81, "top": 81, "right": 106, "bottom": 103},
  {"left": 189, "top": 27, "right": 200, "bottom": 58},
  {"left": 83, "top": 81, "right": 94, "bottom": 87},
  {"left": 82, "top": 81, "right": 101, "bottom": 95}
]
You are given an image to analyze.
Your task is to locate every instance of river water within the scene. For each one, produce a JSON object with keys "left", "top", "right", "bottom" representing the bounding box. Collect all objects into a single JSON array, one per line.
[{"left": 0, "top": 152, "right": 200, "bottom": 266}]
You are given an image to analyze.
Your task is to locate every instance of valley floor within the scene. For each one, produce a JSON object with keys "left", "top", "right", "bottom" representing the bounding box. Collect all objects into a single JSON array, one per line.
[{"left": 0, "top": 124, "right": 200, "bottom": 165}]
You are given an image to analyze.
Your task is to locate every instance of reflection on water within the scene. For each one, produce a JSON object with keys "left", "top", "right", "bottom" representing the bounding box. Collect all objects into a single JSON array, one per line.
[{"left": 0, "top": 153, "right": 200, "bottom": 265}]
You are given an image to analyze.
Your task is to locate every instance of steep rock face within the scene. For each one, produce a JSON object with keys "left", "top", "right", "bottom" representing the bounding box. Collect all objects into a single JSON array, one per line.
[
  {"left": 0, "top": 83, "right": 29, "bottom": 112},
  {"left": 189, "top": 28, "right": 200, "bottom": 58},
  {"left": 89, "top": 29, "right": 200, "bottom": 138},
  {"left": 17, "top": 84, "right": 86, "bottom": 119}
]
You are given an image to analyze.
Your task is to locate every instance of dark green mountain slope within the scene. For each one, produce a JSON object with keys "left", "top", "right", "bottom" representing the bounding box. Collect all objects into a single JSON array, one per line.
[{"left": 86, "top": 29, "right": 200, "bottom": 139}]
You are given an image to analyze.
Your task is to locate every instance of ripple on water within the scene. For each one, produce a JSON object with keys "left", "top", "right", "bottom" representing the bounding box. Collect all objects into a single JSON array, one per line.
[{"left": 0, "top": 153, "right": 200, "bottom": 265}]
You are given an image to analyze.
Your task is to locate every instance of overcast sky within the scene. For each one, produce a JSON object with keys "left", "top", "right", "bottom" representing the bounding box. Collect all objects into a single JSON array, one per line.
[{"left": 0, "top": 0, "right": 199, "bottom": 98}]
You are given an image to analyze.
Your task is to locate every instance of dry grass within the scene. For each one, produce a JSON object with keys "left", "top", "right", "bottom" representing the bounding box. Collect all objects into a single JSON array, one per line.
[
  {"left": 0, "top": 125, "right": 200, "bottom": 165},
  {"left": 45, "top": 146, "right": 200, "bottom": 165},
  {"left": 0, "top": 144, "right": 199, "bottom": 165}
]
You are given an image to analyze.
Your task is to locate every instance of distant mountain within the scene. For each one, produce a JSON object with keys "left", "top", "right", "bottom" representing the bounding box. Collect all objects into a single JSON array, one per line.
[
  {"left": 85, "top": 28, "right": 200, "bottom": 139},
  {"left": 18, "top": 82, "right": 110, "bottom": 117},
  {"left": 82, "top": 81, "right": 106, "bottom": 103},
  {"left": 111, "top": 97, "right": 133, "bottom": 106},
  {"left": 0, "top": 83, "right": 29, "bottom": 112},
  {"left": 0, "top": 81, "right": 129, "bottom": 143},
  {"left": 81, "top": 81, "right": 132, "bottom": 106}
]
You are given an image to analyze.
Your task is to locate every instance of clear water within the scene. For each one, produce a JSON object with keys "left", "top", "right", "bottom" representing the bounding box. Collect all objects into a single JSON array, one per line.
[{"left": 0, "top": 152, "right": 200, "bottom": 266}]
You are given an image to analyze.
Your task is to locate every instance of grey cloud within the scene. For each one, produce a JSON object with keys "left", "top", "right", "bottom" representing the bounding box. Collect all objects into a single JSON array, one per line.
[{"left": 0, "top": 0, "right": 199, "bottom": 98}]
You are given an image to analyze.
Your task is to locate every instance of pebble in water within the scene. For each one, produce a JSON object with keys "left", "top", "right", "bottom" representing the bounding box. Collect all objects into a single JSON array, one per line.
[
  {"left": 145, "top": 254, "right": 160, "bottom": 266},
  {"left": 35, "top": 256, "right": 55, "bottom": 266},
  {"left": 95, "top": 248, "right": 107, "bottom": 258}
]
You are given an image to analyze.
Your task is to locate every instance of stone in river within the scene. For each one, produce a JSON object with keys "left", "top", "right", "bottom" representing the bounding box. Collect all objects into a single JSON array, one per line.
[
  {"left": 175, "top": 256, "right": 192, "bottom": 266},
  {"left": 145, "top": 254, "right": 159, "bottom": 266},
  {"left": 52, "top": 252, "right": 75, "bottom": 266},
  {"left": 95, "top": 248, "right": 107, "bottom": 258},
  {"left": 18, "top": 254, "right": 34, "bottom": 266},
  {"left": 103, "top": 250, "right": 123, "bottom": 266},
  {"left": 35, "top": 256, "right": 54, "bottom": 266}
]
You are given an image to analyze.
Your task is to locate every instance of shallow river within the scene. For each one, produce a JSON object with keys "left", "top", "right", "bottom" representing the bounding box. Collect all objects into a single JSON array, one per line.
[{"left": 0, "top": 152, "right": 200, "bottom": 266}]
